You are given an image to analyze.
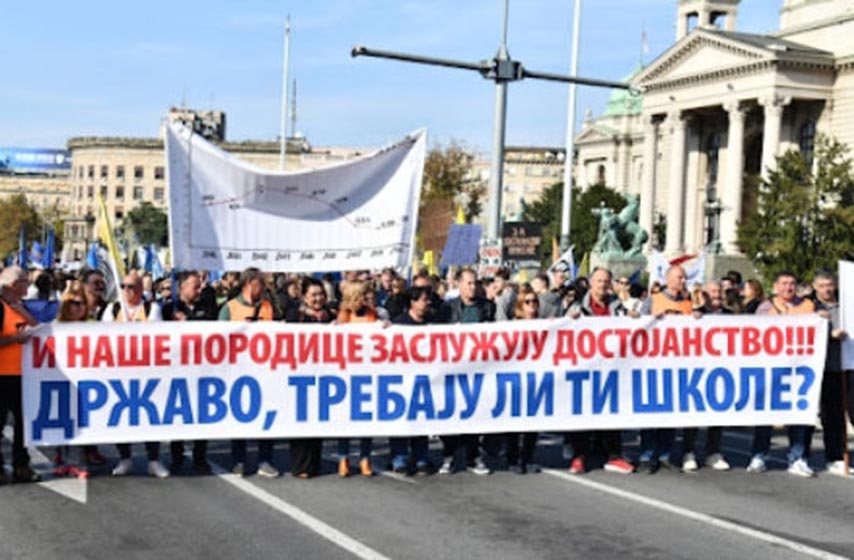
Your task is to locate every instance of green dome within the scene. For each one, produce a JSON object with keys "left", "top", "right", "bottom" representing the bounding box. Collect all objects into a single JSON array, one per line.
[{"left": 602, "top": 64, "right": 644, "bottom": 117}]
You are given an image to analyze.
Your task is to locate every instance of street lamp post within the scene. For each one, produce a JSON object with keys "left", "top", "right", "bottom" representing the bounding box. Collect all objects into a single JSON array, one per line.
[{"left": 351, "top": 0, "right": 631, "bottom": 245}]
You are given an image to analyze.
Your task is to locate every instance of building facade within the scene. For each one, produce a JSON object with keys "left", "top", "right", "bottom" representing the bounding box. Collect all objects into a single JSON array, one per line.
[{"left": 578, "top": 0, "right": 854, "bottom": 259}]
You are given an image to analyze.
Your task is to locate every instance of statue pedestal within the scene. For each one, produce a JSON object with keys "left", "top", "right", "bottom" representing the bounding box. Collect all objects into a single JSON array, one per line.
[{"left": 590, "top": 253, "right": 647, "bottom": 280}]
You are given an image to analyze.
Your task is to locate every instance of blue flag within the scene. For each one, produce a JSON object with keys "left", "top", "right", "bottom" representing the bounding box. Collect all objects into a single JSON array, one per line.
[
  {"left": 42, "top": 228, "right": 55, "bottom": 269},
  {"left": 17, "top": 227, "right": 27, "bottom": 268},
  {"left": 149, "top": 244, "right": 164, "bottom": 280},
  {"left": 86, "top": 242, "right": 99, "bottom": 269},
  {"left": 30, "top": 240, "right": 43, "bottom": 268}
]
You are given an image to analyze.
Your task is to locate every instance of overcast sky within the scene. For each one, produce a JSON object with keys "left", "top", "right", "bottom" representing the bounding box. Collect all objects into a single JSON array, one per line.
[{"left": 1, "top": 0, "right": 780, "bottom": 152}]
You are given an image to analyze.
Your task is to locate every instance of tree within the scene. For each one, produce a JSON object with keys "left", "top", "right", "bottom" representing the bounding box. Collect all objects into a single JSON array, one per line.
[
  {"left": 125, "top": 201, "right": 169, "bottom": 246},
  {"left": 524, "top": 182, "right": 627, "bottom": 266},
  {"left": 738, "top": 135, "right": 854, "bottom": 282},
  {"left": 421, "top": 142, "right": 484, "bottom": 222},
  {"left": 0, "top": 194, "right": 44, "bottom": 258}
]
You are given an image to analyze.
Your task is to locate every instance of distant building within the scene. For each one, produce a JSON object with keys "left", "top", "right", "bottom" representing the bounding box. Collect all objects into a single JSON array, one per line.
[
  {"left": 0, "top": 147, "right": 72, "bottom": 227},
  {"left": 577, "top": 0, "right": 854, "bottom": 264},
  {"left": 64, "top": 109, "right": 369, "bottom": 260}
]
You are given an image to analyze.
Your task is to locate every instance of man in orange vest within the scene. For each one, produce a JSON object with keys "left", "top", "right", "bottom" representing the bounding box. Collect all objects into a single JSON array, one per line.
[
  {"left": 748, "top": 270, "right": 817, "bottom": 477},
  {"left": 0, "top": 266, "right": 40, "bottom": 483},
  {"left": 219, "top": 268, "right": 278, "bottom": 478},
  {"left": 637, "top": 265, "right": 695, "bottom": 474},
  {"left": 103, "top": 271, "right": 169, "bottom": 478}
]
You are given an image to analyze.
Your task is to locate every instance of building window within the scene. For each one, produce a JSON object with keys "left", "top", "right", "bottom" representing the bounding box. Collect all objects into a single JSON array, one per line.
[
  {"left": 799, "top": 120, "right": 816, "bottom": 169},
  {"left": 100, "top": 185, "right": 107, "bottom": 199},
  {"left": 78, "top": 165, "right": 84, "bottom": 179},
  {"left": 115, "top": 208, "right": 124, "bottom": 220},
  {"left": 116, "top": 165, "right": 125, "bottom": 180},
  {"left": 134, "top": 166, "right": 144, "bottom": 180},
  {"left": 87, "top": 185, "right": 94, "bottom": 199},
  {"left": 115, "top": 185, "right": 125, "bottom": 199},
  {"left": 596, "top": 164, "right": 606, "bottom": 185},
  {"left": 154, "top": 187, "right": 164, "bottom": 201},
  {"left": 87, "top": 165, "right": 94, "bottom": 179},
  {"left": 100, "top": 165, "right": 108, "bottom": 179},
  {"left": 133, "top": 186, "right": 144, "bottom": 200},
  {"left": 154, "top": 166, "right": 164, "bottom": 180}
]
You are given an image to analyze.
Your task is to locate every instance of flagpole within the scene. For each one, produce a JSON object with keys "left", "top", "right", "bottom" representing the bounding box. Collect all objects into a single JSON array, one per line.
[
  {"left": 560, "top": 0, "right": 582, "bottom": 252},
  {"left": 279, "top": 16, "right": 291, "bottom": 170}
]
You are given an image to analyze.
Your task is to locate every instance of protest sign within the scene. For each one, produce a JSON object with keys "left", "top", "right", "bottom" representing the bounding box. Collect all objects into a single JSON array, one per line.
[
  {"left": 166, "top": 124, "right": 426, "bottom": 272},
  {"left": 840, "top": 260, "right": 854, "bottom": 369},
  {"left": 24, "top": 315, "right": 827, "bottom": 446}
]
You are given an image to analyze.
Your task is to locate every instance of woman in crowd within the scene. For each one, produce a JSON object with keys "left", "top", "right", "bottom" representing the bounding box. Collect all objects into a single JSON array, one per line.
[
  {"left": 506, "top": 284, "right": 541, "bottom": 474},
  {"left": 335, "top": 280, "right": 379, "bottom": 477},
  {"left": 286, "top": 278, "right": 334, "bottom": 479},
  {"left": 52, "top": 284, "right": 92, "bottom": 478},
  {"left": 743, "top": 279, "right": 765, "bottom": 314},
  {"left": 383, "top": 277, "right": 409, "bottom": 321}
]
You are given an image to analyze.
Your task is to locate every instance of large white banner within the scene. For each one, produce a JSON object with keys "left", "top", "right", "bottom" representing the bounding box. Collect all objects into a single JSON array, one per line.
[
  {"left": 23, "top": 315, "right": 827, "bottom": 446},
  {"left": 841, "top": 260, "right": 854, "bottom": 369},
  {"left": 166, "top": 123, "right": 426, "bottom": 272}
]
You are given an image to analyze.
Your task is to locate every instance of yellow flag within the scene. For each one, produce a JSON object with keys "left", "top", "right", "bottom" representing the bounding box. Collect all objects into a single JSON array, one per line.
[
  {"left": 455, "top": 206, "right": 466, "bottom": 225},
  {"left": 97, "top": 192, "right": 126, "bottom": 279},
  {"left": 551, "top": 237, "right": 560, "bottom": 265},
  {"left": 578, "top": 252, "right": 590, "bottom": 278},
  {"left": 422, "top": 250, "right": 438, "bottom": 276}
]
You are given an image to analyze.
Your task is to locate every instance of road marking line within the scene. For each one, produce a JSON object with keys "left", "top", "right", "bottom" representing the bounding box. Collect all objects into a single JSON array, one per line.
[
  {"left": 209, "top": 461, "right": 392, "bottom": 560},
  {"left": 3, "top": 426, "right": 88, "bottom": 504},
  {"left": 378, "top": 470, "right": 418, "bottom": 485},
  {"left": 543, "top": 469, "right": 847, "bottom": 560}
]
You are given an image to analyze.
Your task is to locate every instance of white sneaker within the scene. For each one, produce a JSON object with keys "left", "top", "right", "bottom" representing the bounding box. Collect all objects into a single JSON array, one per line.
[
  {"left": 826, "top": 460, "right": 854, "bottom": 476},
  {"left": 257, "top": 461, "right": 280, "bottom": 478},
  {"left": 438, "top": 458, "right": 453, "bottom": 475},
  {"left": 705, "top": 453, "right": 731, "bottom": 471},
  {"left": 112, "top": 458, "right": 134, "bottom": 476},
  {"left": 681, "top": 452, "right": 698, "bottom": 473},
  {"left": 746, "top": 455, "right": 766, "bottom": 473},
  {"left": 787, "top": 458, "right": 815, "bottom": 478},
  {"left": 468, "top": 458, "right": 491, "bottom": 475},
  {"left": 147, "top": 460, "right": 170, "bottom": 479}
]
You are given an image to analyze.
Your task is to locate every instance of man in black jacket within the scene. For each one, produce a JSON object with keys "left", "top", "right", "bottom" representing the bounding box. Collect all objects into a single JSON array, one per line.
[
  {"left": 437, "top": 268, "right": 496, "bottom": 475},
  {"left": 165, "top": 271, "right": 218, "bottom": 475}
]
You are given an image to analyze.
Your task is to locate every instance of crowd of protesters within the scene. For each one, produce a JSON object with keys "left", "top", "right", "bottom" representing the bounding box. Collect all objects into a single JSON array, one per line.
[{"left": 0, "top": 261, "right": 849, "bottom": 484}]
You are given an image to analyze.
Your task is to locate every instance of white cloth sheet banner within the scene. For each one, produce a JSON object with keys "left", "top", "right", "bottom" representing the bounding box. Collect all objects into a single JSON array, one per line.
[
  {"left": 840, "top": 260, "right": 854, "bottom": 369},
  {"left": 23, "top": 315, "right": 827, "bottom": 446},
  {"left": 166, "top": 123, "right": 426, "bottom": 272}
]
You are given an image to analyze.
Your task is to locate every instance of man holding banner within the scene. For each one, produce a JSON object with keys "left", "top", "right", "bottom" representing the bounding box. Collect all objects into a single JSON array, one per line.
[
  {"left": 749, "top": 271, "right": 817, "bottom": 477},
  {"left": 812, "top": 268, "right": 851, "bottom": 475},
  {"left": 220, "top": 268, "right": 278, "bottom": 478},
  {"left": 104, "top": 271, "right": 169, "bottom": 478}
]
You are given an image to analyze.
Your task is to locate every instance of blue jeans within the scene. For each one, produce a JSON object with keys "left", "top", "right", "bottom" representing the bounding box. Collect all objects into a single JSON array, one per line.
[
  {"left": 389, "top": 437, "right": 429, "bottom": 470},
  {"left": 639, "top": 429, "right": 674, "bottom": 461},
  {"left": 752, "top": 425, "right": 814, "bottom": 463},
  {"left": 337, "top": 438, "right": 372, "bottom": 459},
  {"left": 232, "top": 439, "right": 273, "bottom": 464}
]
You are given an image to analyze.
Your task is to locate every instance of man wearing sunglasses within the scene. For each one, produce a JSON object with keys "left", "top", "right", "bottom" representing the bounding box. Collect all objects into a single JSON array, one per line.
[{"left": 102, "top": 272, "right": 168, "bottom": 478}]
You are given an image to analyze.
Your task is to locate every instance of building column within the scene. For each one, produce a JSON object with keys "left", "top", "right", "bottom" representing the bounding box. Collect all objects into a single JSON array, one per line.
[
  {"left": 721, "top": 101, "right": 746, "bottom": 254},
  {"left": 760, "top": 95, "right": 791, "bottom": 181},
  {"left": 665, "top": 111, "right": 687, "bottom": 255},
  {"left": 683, "top": 119, "right": 701, "bottom": 254},
  {"left": 639, "top": 116, "right": 658, "bottom": 249}
]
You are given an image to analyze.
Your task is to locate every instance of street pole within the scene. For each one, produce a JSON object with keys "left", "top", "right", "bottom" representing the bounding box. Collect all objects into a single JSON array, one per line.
[
  {"left": 279, "top": 16, "right": 291, "bottom": 170},
  {"left": 486, "top": 0, "right": 511, "bottom": 242},
  {"left": 560, "top": 0, "right": 582, "bottom": 252},
  {"left": 351, "top": 0, "right": 630, "bottom": 245}
]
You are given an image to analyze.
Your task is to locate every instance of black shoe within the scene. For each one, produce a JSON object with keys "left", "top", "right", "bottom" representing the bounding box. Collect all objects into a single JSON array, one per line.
[
  {"left": 393, "top": 464, "right": 409, "bottom": 475},
  {"left": 637, "top": 459, "right": 659, "bottom": 475},
  {"left": 415, "top": 463, "right": 433, "bottom": 476},
  {"left": 13, "top": 466, "right": 41, "bottom": 483},
  {"left": 193, "top": 462, "right": 213, "bottom": 476},
  {"left": 170, "top": 460, "right": 185, "bottom": 475},
  {"left": 509, "top": 464, "right": 526, "bottom": 475}
]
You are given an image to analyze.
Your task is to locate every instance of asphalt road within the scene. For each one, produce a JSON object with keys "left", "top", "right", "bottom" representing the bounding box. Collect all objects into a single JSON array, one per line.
[{"left": 1, "top": 428, "right": 853, "bottom": 560}]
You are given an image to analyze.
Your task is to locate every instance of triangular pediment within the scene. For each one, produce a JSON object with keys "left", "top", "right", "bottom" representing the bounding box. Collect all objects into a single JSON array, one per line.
[
  {"left": 634, "top": 30, "right": 769, "bottom": 86},
  {"left": 575, "top": 124, "right": 617, "bottom": 145}
]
